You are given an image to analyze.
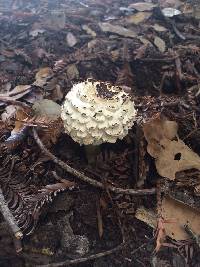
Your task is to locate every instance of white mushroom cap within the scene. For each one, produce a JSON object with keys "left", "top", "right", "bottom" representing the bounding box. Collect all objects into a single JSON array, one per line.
[{"left": 61, "top": 80, "right": 137, "bottom": 145}]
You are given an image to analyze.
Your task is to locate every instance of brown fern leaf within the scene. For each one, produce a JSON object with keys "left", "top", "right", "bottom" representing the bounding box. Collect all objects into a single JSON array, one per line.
[{"left": 0, "top": 152, "right": 74, "bottom": 236}]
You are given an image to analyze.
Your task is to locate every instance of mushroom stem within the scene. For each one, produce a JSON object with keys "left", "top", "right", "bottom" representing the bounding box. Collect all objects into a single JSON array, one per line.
[{"left": 85, "top": 145, "right": 101, "bottom": 165}]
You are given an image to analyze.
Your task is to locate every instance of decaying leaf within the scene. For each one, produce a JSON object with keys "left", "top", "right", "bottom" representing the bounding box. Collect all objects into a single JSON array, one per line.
[
  {"left": 128, "top": 2, "right": 157, "bottom": 11},
  {"left": 151, "top": 24, "right": 168, "bottom": 32},
  {"left": 82, "top": 25, "right": 96, "bottom": 37},
  {"left": 126, "top": 12, "right": 152, "bottom": 25},
  {"left": 159, "top": 0, "right": 183, "bottom": 8},
  {"left": 136, "top": 194, "right": 200, "bottom": 242},
  {"left": 66, "top": 32, "right": 78, "bottom": 47},
  {"left": 161, "top": 196, "right": 200, "bottom": 240},
  {"left": 0, "top": 85, "right": 32, "bottom": 101},
  {"left": 4, "top": 99, "right": 62, "bottom": 149},
  {"left": 1, "top": 105, "right": 17, "bottom": 122},
  {"left": 99, "top": 22, "right": 137, "bottom": 38},
  {"left": 32, "top": 99, "right": 62, "bottom": 145},
  {"left": 0, "top": 151, "right": 75, "bottom": 235},
  {"left": 143, "top": 116, "right": 200, "bottom": 180},
  {"left": 154, "top": 36, "right": 166, "bottom": 53},
  {"left": 162, "top": 7, "right": 182, "bottom": 17},
  {"left": 34, "top": 67, "right": 54, "bottom": 87},
  {"left": 66, "top": 64, "right": 79, "bottom": 80}
]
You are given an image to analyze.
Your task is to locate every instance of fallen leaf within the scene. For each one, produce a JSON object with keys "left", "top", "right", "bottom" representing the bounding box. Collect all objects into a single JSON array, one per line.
[
  {"left": 128, "top": 2, "right": 157, "bottom": 11},
  {"left": 66, "top": 32, "right": 78, "bottom": 47},
  {"left": 66, "top": 64, "right": 79, "bottom": 80},
  {"left": 34, "top": 67, "right": 54, "bottom": 87},
  {"left": 50, "top": 85, "right": 63, "bottom": 102},
  {"left": 135, "top": 206, "right": 157, "bottom": 229},
  {"left": 82, "top": 25, "right": 96, "bottom": 37},
  {"left": 1, "top": 105, "right": 17, "bottom": 122},
  {"left": 32, "top": 99, "right": 62, "bottom": 145},
  {"left": 159, "top": 0, "right": 183, "bottom": 8},
  {"left": 29, "top": 29, "right": 45, "bottom": 37},
  {"left": 151, "top": 24, "right": 168, "bottom": 32},
  {"left": 143, "top": 115, "right": 200, "bottom": 180},
  {"left": 136, "top": 195, "right": 200, "bottom": 241},
  {"left": 0, "top": 85, "right": 32, "bottom": 100},
  {"left": 126, "top": 12, "right": 152, "bottom": 25},
  {"left": 162, "top": 7, "right": 181, "bottom": 17},
  {"left": 138, "top": 36, "right": 152, "bottom": 45},
  {"left": 154, "top": 36, "right": 166, "bottom": 53},
  {"left": 99, "top": 22, "right": 137, "bottom": 38},
  {"left": 162, "top": 196, "right": 200, "bottom": 240}
]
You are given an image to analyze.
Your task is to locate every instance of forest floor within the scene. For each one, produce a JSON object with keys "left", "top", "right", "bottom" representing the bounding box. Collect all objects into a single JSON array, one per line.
[{"left": 0, "top": 0, "right": 200, "bottom": 266}]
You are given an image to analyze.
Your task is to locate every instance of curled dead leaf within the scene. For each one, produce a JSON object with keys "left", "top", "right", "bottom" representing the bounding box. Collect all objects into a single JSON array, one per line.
[{"left": 34, "top": 67, "right": 54, "bottom": 87}]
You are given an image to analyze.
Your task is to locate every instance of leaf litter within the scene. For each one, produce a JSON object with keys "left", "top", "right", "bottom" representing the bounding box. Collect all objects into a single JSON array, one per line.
[{"left": 0, "top": 0, "right": 200, "bottom": 266}]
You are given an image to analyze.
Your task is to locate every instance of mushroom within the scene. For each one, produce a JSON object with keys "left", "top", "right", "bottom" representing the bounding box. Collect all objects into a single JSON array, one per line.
[{"left": 61, "top": 80, "right": 137, "bottom": 163}]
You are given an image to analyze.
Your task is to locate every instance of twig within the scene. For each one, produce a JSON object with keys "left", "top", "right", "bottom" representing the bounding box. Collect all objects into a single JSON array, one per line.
[
  {"left": 138, "top": 57, "right": 176, "bottom": 63},
  {"left": 36, "top": 242, "right": 125, "bottom": 267},
  {"left": 0, "top": 187, "right": 23, "bottom": 239},
  {"left": 33, "top": 128, "right": 156, "bottom": 196},
  {"left": 131, "top": 238, "right": 154, "bottom": 255},
  {"left": 171, "top": 21, "right": 186, "bottom": 40}
]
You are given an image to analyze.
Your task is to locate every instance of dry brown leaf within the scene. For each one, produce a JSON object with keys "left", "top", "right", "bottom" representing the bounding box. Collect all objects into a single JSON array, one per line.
[
  {"left": 98, "top": 22, "right": 137, "bottom": 38},
  {"left": 154, "top": 36, "right": 166, "bottom": 53},
  {"left": 82, "top": 25, "right": 96, "bottom": 37},
  {"left": 66, "top": 64, "right": 79, "bottom": 80},
  {"left": 151, "top": 24, "right": 168, "bottom": 32},
  {"left": 143, "top": 115, "right": 200, "bottom": 180},
  {"left": 162, "top": 196, "right": 200, "bottom": 240},
  {"left": 34, "top": 67, "right": 54, "bottom": 87},
  {"left": 66, "top": 32, "right": 78, "bottom": 47},
  {"left": 0, "top": 85, "right": 32, "bottom": 100},
  {"left": 1, "top": 105, "right": 17, "bottom": 122},
  {"left": 128, "top": 2, "right": 157, "bottom": 11},
  {"left": 32, "top": 99, "right": 62, "bottom": 146},
  {"left": 136, "top": 195, "right": 200, "bottom": 241},
  {"left": 159, "top": 0, "right": 183, "bottom": 8},
  {"left": 126, "top": 12, "right": 152, "bottom": 25}
]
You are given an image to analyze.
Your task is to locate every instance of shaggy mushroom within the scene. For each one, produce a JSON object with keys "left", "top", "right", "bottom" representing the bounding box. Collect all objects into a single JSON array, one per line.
[{"left": 61, "top": 80, "right": 137, "bottom": 162}]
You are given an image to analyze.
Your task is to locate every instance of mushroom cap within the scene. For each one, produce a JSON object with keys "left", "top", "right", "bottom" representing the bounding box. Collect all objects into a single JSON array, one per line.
[{"left": 61, "top": 80, "right": 137, "bottom": 145}]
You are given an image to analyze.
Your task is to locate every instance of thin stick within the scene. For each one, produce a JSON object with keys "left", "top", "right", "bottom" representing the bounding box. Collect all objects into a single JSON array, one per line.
[
  {"left": 33, "top": 128, "right": 156, "bottom": 196},
  {"left": 0, "top": 187, "right": 23, "bottom": 239},
  {"left": 36, "top": 242, "right": 125, "bottom": 267}
]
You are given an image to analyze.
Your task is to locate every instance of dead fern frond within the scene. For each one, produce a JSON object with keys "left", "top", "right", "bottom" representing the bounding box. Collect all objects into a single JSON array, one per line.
[{"left": 0, "top": 152, "right": 74, "bottom": 236}]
